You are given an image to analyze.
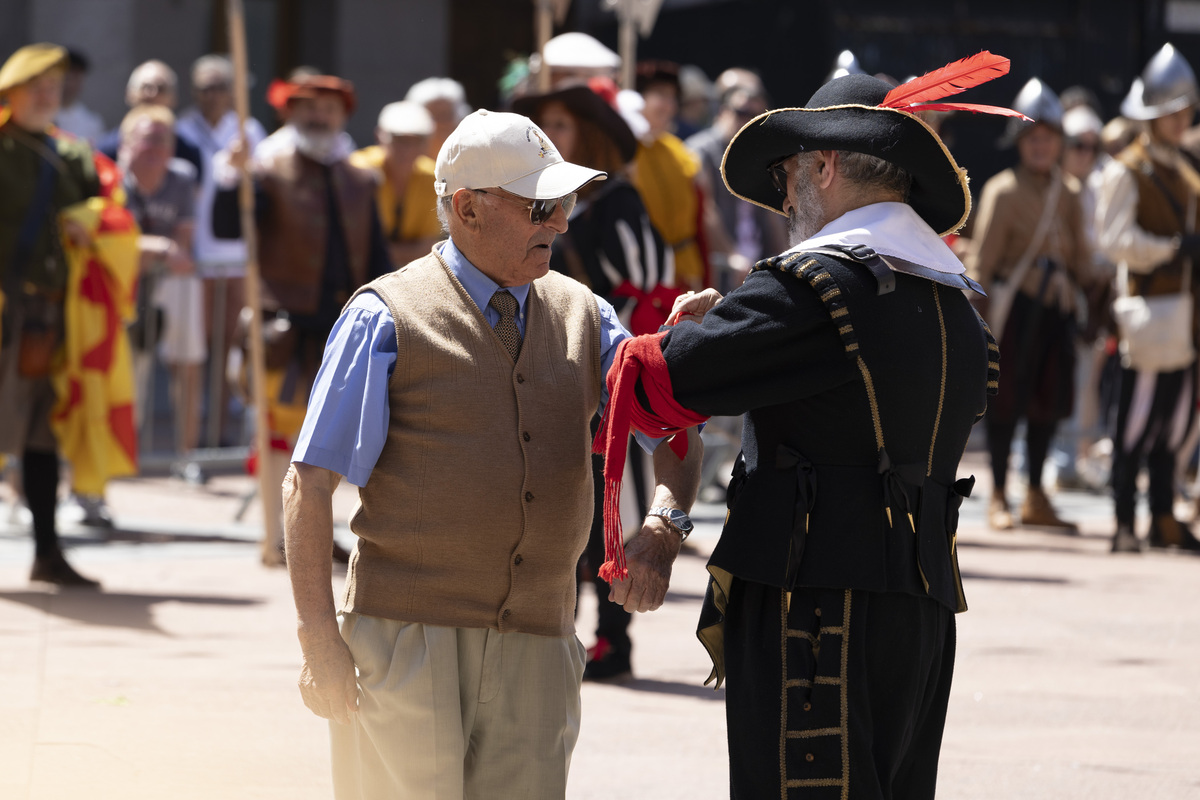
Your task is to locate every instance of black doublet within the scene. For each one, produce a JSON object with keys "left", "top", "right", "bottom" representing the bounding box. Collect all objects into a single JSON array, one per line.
[{"left": 658, "top": 244, "right": 997, "bottom": 681}]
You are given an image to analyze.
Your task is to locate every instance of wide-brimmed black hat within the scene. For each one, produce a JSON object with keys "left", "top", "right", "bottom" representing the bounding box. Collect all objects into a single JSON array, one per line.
[
  {"left": 722, "top": 72, "right": 972, "bottom": 236},
  {"left": 511, "top": 82, "right": 637, "bottom": 164}
]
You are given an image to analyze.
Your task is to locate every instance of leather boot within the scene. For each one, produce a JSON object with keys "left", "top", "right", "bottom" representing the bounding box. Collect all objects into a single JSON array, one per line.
[
  {"left": 1148, "top": 515, "right": 1200, "bottom": 551},
  {"left": 1020, "top": 487, "right": 1078, "bottom": 533},
  {"left": 988, "top": 491, "right": 1014, "bottom": 530},
  {"left": 1110, "top": 523, "right": 1143, "bottom": 553},
  {"left": 30, "top": 550, "right": 101, "bottom": 588}
]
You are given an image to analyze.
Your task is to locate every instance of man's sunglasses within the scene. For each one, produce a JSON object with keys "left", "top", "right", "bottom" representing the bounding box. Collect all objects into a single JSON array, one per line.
[
  {"left": 474, "top": 189, "right": 577, "bottom": 225},
  {"left": 768, "top": 157, "right": 790, "bottom": 196}
]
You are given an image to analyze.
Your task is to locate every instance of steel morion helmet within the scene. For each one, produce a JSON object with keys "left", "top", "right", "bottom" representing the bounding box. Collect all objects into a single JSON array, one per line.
[
  {"left": 999, "top": 78, "right": 1063, "bottom": 148},
  {"left": 1121, "top": 43, "right": 1200, "bottom": 121}
]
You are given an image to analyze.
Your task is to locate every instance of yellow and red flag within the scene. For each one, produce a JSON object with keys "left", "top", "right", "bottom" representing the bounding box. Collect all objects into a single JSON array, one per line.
[{"left": 51, "top": 177, "right": 141, "bottom": 495}]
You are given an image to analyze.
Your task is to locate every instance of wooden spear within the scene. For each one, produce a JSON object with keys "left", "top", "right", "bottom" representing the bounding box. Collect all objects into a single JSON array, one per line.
[{"left": 226, "top": 0, "right": 282, "bottom": 565}]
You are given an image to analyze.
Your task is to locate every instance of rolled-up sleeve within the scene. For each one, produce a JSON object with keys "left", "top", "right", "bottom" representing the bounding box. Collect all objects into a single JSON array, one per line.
[{"left": 291, "top": 292, "right": 397, "bottom": 487}]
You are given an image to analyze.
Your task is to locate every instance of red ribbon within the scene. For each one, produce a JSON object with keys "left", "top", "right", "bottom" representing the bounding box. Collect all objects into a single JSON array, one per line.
[
  {"left": 611, "top": 280, "right": 682, "bottom": 336},
  {"left": 591, "top": 332, "right": 708, "bottom": 582}
]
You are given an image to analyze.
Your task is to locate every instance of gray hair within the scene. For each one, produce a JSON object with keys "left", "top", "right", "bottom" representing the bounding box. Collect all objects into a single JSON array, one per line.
[
  {"left": 836, "top": 151, "right": 912, "bottom": 200},
  {"left": 191, "top": 54, "right": 234, "bottom": 86},
  {"left": 435, "top": 196, "right": 453, "bottom": 236},
  {"left": 405, "top": 77, "right": 471, "bottom": 122},
  {"left": 127, "top": 60, "right": 177, "bottom": 95}
]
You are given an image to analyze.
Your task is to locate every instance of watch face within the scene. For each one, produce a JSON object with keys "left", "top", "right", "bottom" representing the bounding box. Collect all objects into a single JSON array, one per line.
[{"left": 669, "top": 510, "right": 693, "bottom": 532}]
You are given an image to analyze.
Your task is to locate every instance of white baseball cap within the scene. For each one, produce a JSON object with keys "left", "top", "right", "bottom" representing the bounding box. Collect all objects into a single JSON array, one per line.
[
  {"left": 434, "top": 109, "right": 605, "bottom": 199},
  {"left": 377, "top": 101, "right": 434, "bottom": 137}
]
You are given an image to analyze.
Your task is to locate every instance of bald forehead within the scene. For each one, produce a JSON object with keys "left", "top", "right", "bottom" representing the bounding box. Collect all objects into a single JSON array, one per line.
[{"left": 130, "top": 61, "right": 176, "bottom": 90}]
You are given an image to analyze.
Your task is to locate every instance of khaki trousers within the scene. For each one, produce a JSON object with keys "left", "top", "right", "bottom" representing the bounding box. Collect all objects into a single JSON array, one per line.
[{"left": 331, "top": 613, "right": 586, "bottom": 800}]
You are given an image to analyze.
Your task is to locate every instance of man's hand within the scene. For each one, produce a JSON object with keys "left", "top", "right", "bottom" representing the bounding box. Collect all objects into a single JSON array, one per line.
[
  {"left": 298, "top": 629, "right": 359, "bottom": 724},
  {"left": 608, "top": 515, "right": 683, "bottom": 613},
  {"left": 225, "top": 136, "right": 250, "bottom": 172},
  {"left": 667, "top": 288, "right": 724, "bottom": 326}
]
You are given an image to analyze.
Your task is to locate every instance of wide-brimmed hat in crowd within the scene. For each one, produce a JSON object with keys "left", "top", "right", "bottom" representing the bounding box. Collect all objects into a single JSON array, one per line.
[
  {"left": 722, "top": 52, "right": 1026, "bottom": 236},
  {"left": 266, "top": 74, "right": 357, "bottom": 115},
  {"left": 510, "top": 78, "right": 637, "bottom": 163},
  {"left": 0, "top": 42, "right": 68, "bottom": 95}
]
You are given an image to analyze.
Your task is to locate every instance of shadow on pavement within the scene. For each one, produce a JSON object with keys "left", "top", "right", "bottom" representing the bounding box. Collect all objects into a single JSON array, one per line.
[
  {"left": 961, "top": 570, "right": 1069, "bottom": 585},
  {"left": 0, "top": 589, "right": 263, "bottom": 634},
  {"left": 61, "top": 528, "right": 255, "bottom": 548},
  {"left": 619, "top": 676, "right": 726, "bottom": 700}
]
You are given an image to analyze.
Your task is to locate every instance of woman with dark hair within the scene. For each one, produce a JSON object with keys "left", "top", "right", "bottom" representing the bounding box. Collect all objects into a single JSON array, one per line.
[{"left": 513, "top": 78, "right": 678, "bottom": 681}]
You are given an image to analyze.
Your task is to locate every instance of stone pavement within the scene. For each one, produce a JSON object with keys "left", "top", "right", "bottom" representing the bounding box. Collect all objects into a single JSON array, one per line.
[{"left": 1, "top": 449, "right": 1198, "bottom": 799}]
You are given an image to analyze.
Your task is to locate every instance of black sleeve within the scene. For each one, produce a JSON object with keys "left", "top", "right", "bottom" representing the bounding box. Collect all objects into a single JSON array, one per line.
[
  {"left": 366, "top": 198, "right": 394, "bottom": 279},
  {"left": 212, "top": 182, "right": 270, "bottom": 240},
  {"left": 661, "top": 269, "right": 859, "bottom": 417},
  {"left": 174, "top": 133, "right": 205, "bottom": 185}
]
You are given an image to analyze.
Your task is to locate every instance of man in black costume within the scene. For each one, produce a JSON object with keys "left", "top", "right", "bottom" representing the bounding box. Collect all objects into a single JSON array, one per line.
[{"left": 602, "top": 63, "right": 1012, "bottom": 798}]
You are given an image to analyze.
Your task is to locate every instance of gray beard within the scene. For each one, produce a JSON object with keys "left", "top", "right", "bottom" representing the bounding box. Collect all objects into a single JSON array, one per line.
[
  {"left": 294, "top": 128, "right": 340, "bottom": 163},
  {"left": 786, "top": 176, "right": 825, "bottom": 247}
]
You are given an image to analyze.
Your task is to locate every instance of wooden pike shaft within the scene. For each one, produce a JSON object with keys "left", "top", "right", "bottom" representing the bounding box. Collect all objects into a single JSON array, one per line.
[{"left": 227, "top": 0, "right": 282, "bottom": 564}]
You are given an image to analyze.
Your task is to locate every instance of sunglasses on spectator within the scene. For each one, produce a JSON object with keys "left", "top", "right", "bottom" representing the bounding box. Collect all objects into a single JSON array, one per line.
[
  {"left": 1067, "top": 140, "right": 1099, "bottom": 153},
  {"left": 196, "top": 83, "right": 231, "bottom": 93},
  {"left": 474, "top": 189, "right": 577, "bottom": 225}
]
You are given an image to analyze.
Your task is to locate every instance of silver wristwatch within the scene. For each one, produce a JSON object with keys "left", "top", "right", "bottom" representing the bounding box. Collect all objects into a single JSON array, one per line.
[{"left": 647, "top": 506, "right": 694, "bottom": 541}]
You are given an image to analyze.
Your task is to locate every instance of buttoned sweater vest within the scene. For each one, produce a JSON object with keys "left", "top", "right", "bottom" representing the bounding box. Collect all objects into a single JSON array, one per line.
[{"left": 341, "top": 250, "right": 602, "bottom": 637}]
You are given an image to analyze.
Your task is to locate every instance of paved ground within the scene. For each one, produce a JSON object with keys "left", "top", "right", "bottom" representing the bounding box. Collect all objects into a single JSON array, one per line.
[{"left": 1, "top": 448, "right": 1198, "bottom": 799}]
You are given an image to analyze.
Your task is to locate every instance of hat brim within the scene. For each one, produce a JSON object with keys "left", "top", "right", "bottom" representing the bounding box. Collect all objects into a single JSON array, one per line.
[
  {"left": 0, "top": 44, "right": 68, "bottom": 95},
  {"left": 721, "top": 104, "right": 971, "bottom": 236},
  {"left": 511, "top": 85, "right": 638, "bottom": 163},
  {"left": 500, "top": 159, "right": 606, "bottom": 199}
]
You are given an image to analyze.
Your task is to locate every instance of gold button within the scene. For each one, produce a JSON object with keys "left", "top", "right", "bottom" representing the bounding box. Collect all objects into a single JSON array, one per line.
[
  {"left": 803, "top": 702, "right": 812, "bottom": 711},
  {"left": 805, "top": 753, "right": 815, "bottom": 763}
]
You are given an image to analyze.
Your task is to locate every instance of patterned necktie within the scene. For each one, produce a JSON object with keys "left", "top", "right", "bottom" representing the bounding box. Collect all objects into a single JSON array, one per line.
[{"left": 489, "top": 290, "right": 522, "bottom": 361}]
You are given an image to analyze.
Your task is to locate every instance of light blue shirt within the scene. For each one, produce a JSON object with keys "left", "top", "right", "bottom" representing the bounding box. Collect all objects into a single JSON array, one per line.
[{"left": 293, "top": 239, "right": 655, "bottom": 487}]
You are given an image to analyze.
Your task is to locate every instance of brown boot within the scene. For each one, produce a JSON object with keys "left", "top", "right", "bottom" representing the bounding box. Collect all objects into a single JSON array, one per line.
[
  {"left": 1148, "top": 515, "right": 1200, "bottom": 551},
  {"left": 1019, "top": 487, "right": 1078, "bottom": 533},
  {"left": 988, "top": 491, "right": 1014, "bottom": 530}
]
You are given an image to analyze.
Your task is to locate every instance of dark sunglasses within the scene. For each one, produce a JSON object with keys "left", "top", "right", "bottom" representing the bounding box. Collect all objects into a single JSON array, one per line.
[
  {"left": 475, "top": 189, "right": 577, "bottom": 225},
  {"left": 1067, "top": 140, "right": 1099, "bottom": 153},
  {"left": 768, "top": 157, "right": 791, "bottom": 196}
]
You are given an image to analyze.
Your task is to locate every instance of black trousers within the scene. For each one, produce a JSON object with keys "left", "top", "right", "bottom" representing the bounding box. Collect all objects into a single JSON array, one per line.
[
  {"left": 1112, "top": 364, "right": 1196, "bottom": 525},
  {"left": 723, "top": 580, "right": 955, "bottom": 800}
]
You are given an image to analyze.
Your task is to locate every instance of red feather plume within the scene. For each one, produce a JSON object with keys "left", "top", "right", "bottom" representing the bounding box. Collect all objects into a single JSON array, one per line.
[
  {"left": 882, "top": 51, "right": 1011, "bottom": 109},
  {"left": 910, "top": 102, "right": 1032, "bottom": 120}
]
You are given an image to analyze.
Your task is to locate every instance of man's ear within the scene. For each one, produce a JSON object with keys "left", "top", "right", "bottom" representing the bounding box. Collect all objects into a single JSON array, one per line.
[
  {"left": 451, "top": 188, "right": 481, "bottom": 232},
  {"left": 814, "top": 150, "right": 838, "bottom": 190}
]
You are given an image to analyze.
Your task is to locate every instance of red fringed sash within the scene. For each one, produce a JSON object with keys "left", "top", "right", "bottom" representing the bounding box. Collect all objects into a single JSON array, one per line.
[{"left": 591, "top": 331, "right": 709, "bottom": 582}]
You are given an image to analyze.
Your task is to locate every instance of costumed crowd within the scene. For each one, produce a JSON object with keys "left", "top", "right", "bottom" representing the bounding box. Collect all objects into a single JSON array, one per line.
[{"left": 2, "top": 27, "right": 1200, "bottom": 800}]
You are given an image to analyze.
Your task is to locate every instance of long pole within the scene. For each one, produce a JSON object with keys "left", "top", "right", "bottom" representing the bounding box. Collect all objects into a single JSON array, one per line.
[
  {"left": 227, "top": 0, "right": 281, "bottom": 565},
  {"left": 535, "top": 0, "right": 553, "bottom": 92}
]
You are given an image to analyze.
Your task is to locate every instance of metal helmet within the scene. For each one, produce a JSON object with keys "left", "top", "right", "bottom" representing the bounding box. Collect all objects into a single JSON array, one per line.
[
  {"left": 1121, "top": 43, "right": 1200, "bottom": 120},
  {"left": 999, "top": 78, "right": 1064, "bottom": 148},
  {"left": 826, "top": 50, "right": 865, "bottom": 83}
]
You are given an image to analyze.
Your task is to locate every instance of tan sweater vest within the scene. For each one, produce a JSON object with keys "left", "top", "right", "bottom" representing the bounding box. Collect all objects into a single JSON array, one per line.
[{"left": 341, "top": 250, "right": 602, "bottom": 637}]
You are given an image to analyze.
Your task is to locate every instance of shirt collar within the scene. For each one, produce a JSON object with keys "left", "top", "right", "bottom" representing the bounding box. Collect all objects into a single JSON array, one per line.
[
  {"left": 440, "top": 238, "right": 531, "bottom": 315},
  {"left": 787, "top": 201, "right": 965, "bottom": 275}
]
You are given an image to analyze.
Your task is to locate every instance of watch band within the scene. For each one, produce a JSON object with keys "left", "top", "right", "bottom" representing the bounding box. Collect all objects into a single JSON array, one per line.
[{"left": 647, "top": 506, "right": 693, "bottom": 541}]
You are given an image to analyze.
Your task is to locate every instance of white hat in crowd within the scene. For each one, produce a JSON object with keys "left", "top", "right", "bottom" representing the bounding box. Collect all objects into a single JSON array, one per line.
[
  {"left": 1062, "top": 105, "right": 1103, "bottom": 139},
  {"left": 377, "top": 101, "right": 434, "bottom": 137},
  {"left": 434, "top": 109, "right": 605, "bottom": 199},
  {"left": 542, "top": 32, "right": 620, "bottom": 69}
]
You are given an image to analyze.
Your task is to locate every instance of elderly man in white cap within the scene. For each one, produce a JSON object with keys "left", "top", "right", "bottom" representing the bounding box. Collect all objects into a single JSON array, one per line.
[
  {"left": 349, "top": 100, "right": 442, "bottom": 266},
  {"left": 282, "top": 108, "right": 702, "bottom": 799}
]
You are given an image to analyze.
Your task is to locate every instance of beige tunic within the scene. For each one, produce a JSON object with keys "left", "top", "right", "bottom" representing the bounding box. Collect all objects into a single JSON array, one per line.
[{"left": 966, "top": 165, "right": 1091, "bottom": 309}]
